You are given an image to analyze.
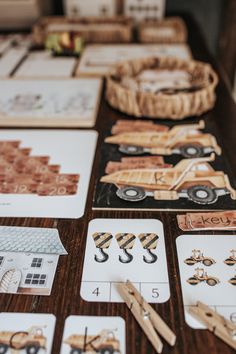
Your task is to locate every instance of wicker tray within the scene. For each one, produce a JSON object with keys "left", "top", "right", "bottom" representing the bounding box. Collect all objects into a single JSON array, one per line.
[
  {"left": 138, "top": 17, "right": 187, "bottom": 43},
  {"left": 33, "top": 16, "right": 133, "bottom": 46},
  {"left": 106, "top": 56, "right": 218, "bottom": 120}
]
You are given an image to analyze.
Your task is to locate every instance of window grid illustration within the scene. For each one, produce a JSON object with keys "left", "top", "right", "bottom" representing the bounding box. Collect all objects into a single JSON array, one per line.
[
  {"left": 25, "top": 273, "right": 47, "bottom": 286},
  {"left": 31, "top": 257, "right": 43, "bottom": 268}
]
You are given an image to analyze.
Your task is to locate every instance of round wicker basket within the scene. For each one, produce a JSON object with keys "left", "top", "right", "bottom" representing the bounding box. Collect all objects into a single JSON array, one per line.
[{"left": 106, "top": 56, "right": 218, "bottom": 120}]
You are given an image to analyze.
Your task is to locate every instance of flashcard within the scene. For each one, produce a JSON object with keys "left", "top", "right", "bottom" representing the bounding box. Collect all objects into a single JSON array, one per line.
[
  {"left": 0, "top": 78, "right": 102, "bottom": 127},
  {"left": 81, "top": 218, "right": 170, "bottom": 303},
  {"left": 64, "top": 0, "right": 116, "bottom": 17},
  {"left": 60, "top": 316, "right": 125, "bottom": 354},
  {"left": 0, "top": 130, "right": 97, "bottom": 218},
  {"left": 93, "top": 119, "right": 236, "bottom": 211},
  {"left": 0, "top": 48, "right": 27, "bottom": 78},
  {"left": 0, "top": 313, "right": 56, "bottom": 353},
  {"left": 124, "top": 0, "right": 165, "bottom": 22},
  {"left": 176, "top": 235, "right": 236, "bottom": 329},
  {"left": 76, "top": 44, "right": 192, "bottom": 76},
  {"left": 15, "top": 51, "right": 77, "bottom": 78}
]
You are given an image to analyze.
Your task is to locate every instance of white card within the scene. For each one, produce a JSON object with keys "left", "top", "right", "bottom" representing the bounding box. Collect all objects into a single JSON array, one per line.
[
  {"left": 0, "top": 313, "right": 56, "bottom": 353},
  {"left": 77, "top": 44, "right": 192, "bottom": 76},
  {"left": 15, "top": 51, "right": 77, "bottom": 78},
  {"left": 60, "top": 316, "right": 125, "bottom": 354},
  {"left": 176, "top": 234, "right": 236, "bottom": 329},
  {"left": 0, "top": 78, "right": 102, "bottom": 127},
  {"left": 0, "top": 130, "right": 97, "bottom": 218},
  {"left": 81, "top": 218, "right": 170, "bottom": 303},
  {"left": 0, "top": 48, "right": 27, "bottom": 78},
  {"left": 64, "top": 0, "right": 116, "bottom": 17},
  {"left": 124, "top": 0, "right": 165, "bottom": 21}
]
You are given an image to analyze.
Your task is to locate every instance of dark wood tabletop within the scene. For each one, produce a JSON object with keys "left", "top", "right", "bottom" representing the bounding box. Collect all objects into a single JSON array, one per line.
[{"left": 0, "top": 15, "right": 236, "bottom": 354}]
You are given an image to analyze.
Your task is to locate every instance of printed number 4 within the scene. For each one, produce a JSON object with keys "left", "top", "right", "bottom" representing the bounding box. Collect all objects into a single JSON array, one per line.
[
  {"left": 152, "top": 288, "right": 159, "bottom": 298},
  {"left": 92, "top": 288, "right": 100, "bottom": 297}
]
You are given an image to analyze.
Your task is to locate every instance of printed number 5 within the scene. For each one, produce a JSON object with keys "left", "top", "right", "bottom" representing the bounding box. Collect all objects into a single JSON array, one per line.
[
  {"left": 152, "top": 288, "right": 159, "bottom": 298},
  {"left": 92, "top": 288, "right": 100, "bottom": 297}
]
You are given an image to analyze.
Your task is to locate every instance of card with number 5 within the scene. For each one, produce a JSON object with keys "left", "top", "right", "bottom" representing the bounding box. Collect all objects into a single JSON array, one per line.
[{"left": 81, "top": 218, "right": 170, "bottom": 303}]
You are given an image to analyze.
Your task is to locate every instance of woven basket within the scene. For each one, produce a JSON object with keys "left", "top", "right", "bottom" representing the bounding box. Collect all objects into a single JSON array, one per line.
[
  {"left": 33, "top": 16, "right": 133, "bottom": 46},
  {"left": 138, "top": 17, "right": 187, "bottom": 44},
  {"left": 106, "top": 56, "right": 218, "bottom": 120}
]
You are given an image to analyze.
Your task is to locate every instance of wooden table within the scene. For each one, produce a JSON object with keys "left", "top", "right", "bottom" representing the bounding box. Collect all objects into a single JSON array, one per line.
[{"left": 0, "top": 15, "right": 236, "bottom": 354}]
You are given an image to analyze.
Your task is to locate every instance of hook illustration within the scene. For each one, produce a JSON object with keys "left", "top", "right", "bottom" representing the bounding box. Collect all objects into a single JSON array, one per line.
[
  {"left": 92, "top": 232, "right": 113, "bottom": 263},
  {"left": 138, "top": 233, "right": 159, "bottom": 264},
  {"left": 143, "top": 249, "right": 158, "bottom": 264},
  {"left": 115, "top": 233, "right": 136, "bottom": 264}
]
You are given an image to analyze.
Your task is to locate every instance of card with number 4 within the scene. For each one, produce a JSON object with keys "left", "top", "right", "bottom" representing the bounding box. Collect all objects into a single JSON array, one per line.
[{"left": 81, "top": 218, "right": 170, "bottom": 303}]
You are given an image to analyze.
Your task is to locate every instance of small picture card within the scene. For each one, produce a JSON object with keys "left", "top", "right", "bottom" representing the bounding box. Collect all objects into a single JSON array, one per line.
[
  {"left": 0, "top": 78, "right": 102, "bottom": 127},
  {"left": 124, "top": 0, "right": 165, "bottom": 22},
  {"left": 81, "top": 218, "right": 170, "bottom": 303},
  {"left": 0, "top": 313, "right": 56, "bottom": 353},
  {"left": 0, "top": 130, "right": 97, "bottom": 218},
  {"left": 60, "top": 316, "right": 126, "bottom": 354},
  {"left": 177, "top": 211, "right": 236, "bottom": 231},
  {"left": 64, "top": 0, "right": 116, "bottom": 17},
  {"left": 15, "top": 51, "right": 77, "bottom": 78},
  {"left": 76, "top": 44, "right": 192, "bottom": 76},
  {"left": 176, "top": 234, "right": 236, "bottom": 329}
]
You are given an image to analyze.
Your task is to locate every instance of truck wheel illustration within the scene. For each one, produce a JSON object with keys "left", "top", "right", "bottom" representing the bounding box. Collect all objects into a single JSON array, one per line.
[
  {"left": 100, "top": 346, "right": 114, "bottom": 354},
  {"left": 0, "top": 344, "right": 8, "bottom": 354},
  {"left": 70, "top": 349, "right": 82, "bottom": 354},
  {"left": 179, "top": 144, "right": 204, "bottom": 158},
  {"left": 26, "top": 344, "right": 40, "bottom": 354},
  {"left": 202, "top": 259, "right": 214, "bottom": 266},
  {"left": 184, "top": 258, "right": 196, "bottom": 265},
  {"left": 206, "top": 278, "right": 218, "bottom": 286},
  {"left": 187, "top": 185, "right": 218, "bottom": 204},
  {"left": 116, "top": 186, "right": 146, "bottom": 202},
  {"left": 187, "top": 277, "right": 200, "bottom": 285},
  {"left": 119, "top": 144, "right": 144, "bottom": 155}
]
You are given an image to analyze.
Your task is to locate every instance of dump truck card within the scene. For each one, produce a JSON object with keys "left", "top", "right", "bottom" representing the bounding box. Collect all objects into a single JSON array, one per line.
[
  {"left": 124, "top": 0, "right": 165, "bottom": 22},
  {"left": 60, "top": 316, "right": 125, "bottom": 354},
  {"left": 176, "top": 235, "right": 236, "bottom": 329},
  {"left": 93, "top": 119, "right": 236, "bottom": 211},
  {"left": 0, "top": 313, "right": 56, "bottom": 353},
  {"left": 177, "top": 211, "right": 236, "bottom": 231},
  {"left": 81, "top": 218, "right": 170, "bottom": 303},
  {"left": 15, "top": 51, "right": 77, "bottom": 78},
  {"left": 0, "top": 78, "right": 102, "bottom": 127},
  {"left": 0, "top": 130, "right": 97, "bottom": 218},
  {"left": 76, "top": 44, "right": 192, "bottom": 76}
]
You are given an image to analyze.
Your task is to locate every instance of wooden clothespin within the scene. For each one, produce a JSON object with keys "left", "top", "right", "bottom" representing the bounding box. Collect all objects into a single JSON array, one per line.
[
  {"left": 118, "top": 280, "right": 176, "bottom": 353},
  {"left": 189, "top": 301, "right": 236, "bottom": 350}
]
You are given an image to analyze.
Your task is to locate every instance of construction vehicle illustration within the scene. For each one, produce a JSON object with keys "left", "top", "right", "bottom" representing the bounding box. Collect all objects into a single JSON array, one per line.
[
  {"left": 100, "top": 154, "right": 236, "bottom": 205},
  {"left": 105, "top": 120, "right": 222, "bottom": 158},
  {"left": 138, "top": 233, "right": 159, "bottom": 264},
  {"left": 92, "top": 233, "right": 113, "bottom": 263},
  {"left": 187, "top": 268, "right": 220, "bottom": 286},
  {"left": 45, "top": 31, "right": 84, "bottom": 56},
  {"left": 184, "top": 249, "right": 216, "bottom": 266},
  {"left": 224, "top": 250, "right": 236, "bottom": 266},
  {"left": 115, "top": 233, "right": 136, "bottom": 264},
  {"left": 64, "top": 328, "right": 121, "bottom": 354},
  {"left": 0, "top": 326, "right": 46, "bottom": 354},
  {"left": 229, "top": 271, "right": 236, "bottom": 286}
]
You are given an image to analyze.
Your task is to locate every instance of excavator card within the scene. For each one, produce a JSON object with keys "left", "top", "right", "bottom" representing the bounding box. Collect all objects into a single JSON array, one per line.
[
  {"left": 60, "top": 316, "right": 125, "bottom": 354},
  {"left": 80, "top": 218, "right": 170, "bottom": 303},
  {"left": 93, "top": 119, "right": 236, "bottom": 211},
  {"left": 176, "top": 234, "right": 236, "bottom": 329},
  {"left": 0, "top": 313, "right": 56, "bottom": 354}
]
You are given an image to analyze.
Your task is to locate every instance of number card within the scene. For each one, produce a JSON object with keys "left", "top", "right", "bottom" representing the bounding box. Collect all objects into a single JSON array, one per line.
[
  {"left": 176, "top": 234, "right": 236, "bottom": 329},
  {"left": 0, "top": 130, "right": 97, "bottom": 219},
  {"left": 124, "top": 0, "right": 166, "bottom": 22},
  {"left": 81, "top": 218, "right": 170, "bottom": 303},
  {"left": 60, "top": 316, "right": 125, "bottom": 354},
  {"left": 64, "top": 0, "right": 116, "bottom": 17}
]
